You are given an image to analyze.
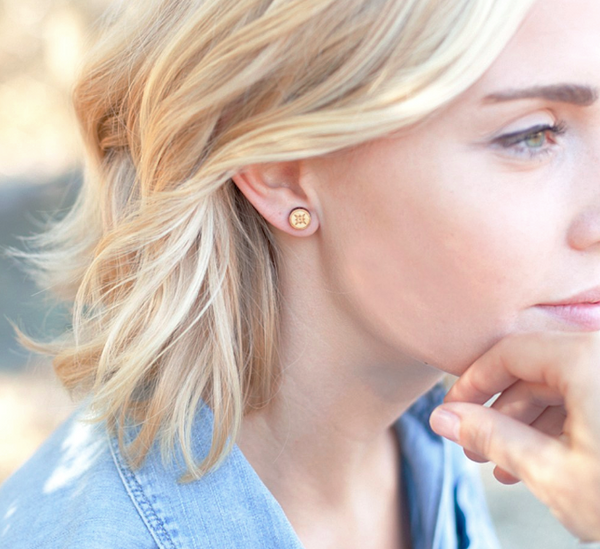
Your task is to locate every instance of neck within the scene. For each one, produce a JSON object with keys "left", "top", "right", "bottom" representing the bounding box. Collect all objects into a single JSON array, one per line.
[{"left": 237, "top": 241, "right": 442, "bottom": 539}]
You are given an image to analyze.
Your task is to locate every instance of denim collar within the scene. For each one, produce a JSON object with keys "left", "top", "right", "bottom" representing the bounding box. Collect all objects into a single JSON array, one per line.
[
  {"left": 396, "top": 383, "right": 449, "bottom": 549},
  {"left": 109, "top": 384, "right": 449, "bottom": 549}
]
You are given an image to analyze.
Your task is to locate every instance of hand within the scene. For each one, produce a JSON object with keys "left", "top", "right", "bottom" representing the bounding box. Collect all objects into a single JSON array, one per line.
[{"left": 429, "top": 331, "right": 600, "bottom": 542}]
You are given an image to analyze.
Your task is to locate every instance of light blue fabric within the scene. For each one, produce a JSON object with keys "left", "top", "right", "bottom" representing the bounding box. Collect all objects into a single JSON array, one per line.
[{"left": 0, "top": 384, "right": 500, "bottom": 548}]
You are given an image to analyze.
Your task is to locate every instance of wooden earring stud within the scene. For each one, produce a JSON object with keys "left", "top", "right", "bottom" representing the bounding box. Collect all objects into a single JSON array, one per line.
[{"left": 288, "top": 207, "right": 312, "bottom": 230}]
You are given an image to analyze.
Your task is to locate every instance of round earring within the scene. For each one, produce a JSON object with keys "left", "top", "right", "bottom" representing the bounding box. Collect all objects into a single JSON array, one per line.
[{"left": 288, "top": 207, "right": 312, "bottom": 230}]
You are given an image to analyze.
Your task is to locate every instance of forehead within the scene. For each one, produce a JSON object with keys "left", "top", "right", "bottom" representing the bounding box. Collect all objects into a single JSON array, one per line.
[{"left": 469, "top": 0, "right": 600, "bottom": 97}]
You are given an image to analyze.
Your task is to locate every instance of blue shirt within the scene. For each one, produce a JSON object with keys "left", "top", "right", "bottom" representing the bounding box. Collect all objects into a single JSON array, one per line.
[{"left": 0, "top": 384, "right": 500, "bottom": 548}]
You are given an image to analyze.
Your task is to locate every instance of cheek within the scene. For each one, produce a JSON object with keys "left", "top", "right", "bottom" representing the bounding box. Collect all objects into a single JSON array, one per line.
[{"left": 322, "top": 165, "right": 552, "bottom": 374}]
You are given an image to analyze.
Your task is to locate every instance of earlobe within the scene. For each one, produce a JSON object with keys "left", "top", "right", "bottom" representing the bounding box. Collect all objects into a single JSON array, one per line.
[{"left": 231, "top": 164, "right": 319, "bottom": 236}]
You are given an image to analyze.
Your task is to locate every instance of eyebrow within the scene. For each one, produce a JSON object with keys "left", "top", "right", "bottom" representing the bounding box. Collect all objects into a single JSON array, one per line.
[{"left": 483, "top": 83, "right": 598, "bottom": 107}]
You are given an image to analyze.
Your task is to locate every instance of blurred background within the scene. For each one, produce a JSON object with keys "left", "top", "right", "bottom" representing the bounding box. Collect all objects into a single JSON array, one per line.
[{"left": 0, "top": 1, "right": 582, "bottom": 547}]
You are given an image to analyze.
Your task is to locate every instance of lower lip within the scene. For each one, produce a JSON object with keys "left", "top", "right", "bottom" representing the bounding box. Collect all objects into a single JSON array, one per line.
[{"left": 536, "top": 302, "right": 600, "bottom": 331}]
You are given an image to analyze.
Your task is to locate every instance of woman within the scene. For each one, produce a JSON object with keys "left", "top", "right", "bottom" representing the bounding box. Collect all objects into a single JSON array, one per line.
[{"left": 1, "top": 0, "right": 599, "bottom": 547}]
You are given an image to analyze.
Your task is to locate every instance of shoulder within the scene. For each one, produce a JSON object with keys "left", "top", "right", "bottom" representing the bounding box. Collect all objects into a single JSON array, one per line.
[
  {"left": 110, "top": 404, "right": 304, "bottom": 549},
  {"left": 0, "top": 402, "right": 303, "bottom": 549},
  {"left": 0, "top": 404, "right": 156, "bottom": 549}
]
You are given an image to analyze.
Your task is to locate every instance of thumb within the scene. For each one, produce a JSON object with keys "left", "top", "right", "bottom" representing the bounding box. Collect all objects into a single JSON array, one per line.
[{"left": 429, "top": 402, "right": 566, "bottom": 483}]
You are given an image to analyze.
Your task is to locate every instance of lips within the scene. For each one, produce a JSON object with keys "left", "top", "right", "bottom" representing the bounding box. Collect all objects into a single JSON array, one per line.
[
  {"left": 537, "top": 286, "right": 600, "bottom": 330},
  {"left": 540, "top": 285, "right": 600, "bottom": 306}
]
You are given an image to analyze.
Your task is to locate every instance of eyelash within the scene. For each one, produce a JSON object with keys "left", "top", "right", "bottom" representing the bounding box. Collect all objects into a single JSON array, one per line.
[{"left": 493, "top": 121, "right": 567, "bottom": 160}]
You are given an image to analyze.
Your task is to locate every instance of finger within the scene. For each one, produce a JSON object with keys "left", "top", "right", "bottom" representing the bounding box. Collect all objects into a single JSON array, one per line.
[
  {"left": 530, "top": 405, "right": 567, "bottom": 437},
  {"left": 463, "top": 448, "right": 489, "bottom": 463},
  {"left": 445, "top": 332, "right": 600, "bottom": 422},
  {"left": 490, "top": 405, "right": 566, "bottom": 485},
  {"left": 445, "top": 332, "right": 563, "bottom": 404},
  {"left": 460, "top": 380, "right": 562, "bottom": 465},
  {"left": 490, "top": 380, "right": 563, "bottom": 424},
  {"left": 491, "top": 403, "right": 566, "bottom": 484},
  {"left": 430, "top": 402, "right": 567, "bottom": 484},
  {"left": 445, "top": 349, "right": 519, "bottom": 406},
  {"left": 493, "top": 466, "right": 520, "bottom": 485}
]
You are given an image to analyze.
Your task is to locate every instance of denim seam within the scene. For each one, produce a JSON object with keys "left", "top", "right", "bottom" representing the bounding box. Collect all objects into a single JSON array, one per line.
[{"left": 108, "top": 433, "right": 177, "bottom": 549}]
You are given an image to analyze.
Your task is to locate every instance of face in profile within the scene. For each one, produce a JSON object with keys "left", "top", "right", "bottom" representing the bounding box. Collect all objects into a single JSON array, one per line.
[{"left": 305, "top": 0, "right": 600, "bottom": 374}]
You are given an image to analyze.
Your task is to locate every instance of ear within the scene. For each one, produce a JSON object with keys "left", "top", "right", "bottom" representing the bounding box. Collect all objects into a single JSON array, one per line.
[{"left": 231, "top": 162, "right": 320, "bottom": 236}]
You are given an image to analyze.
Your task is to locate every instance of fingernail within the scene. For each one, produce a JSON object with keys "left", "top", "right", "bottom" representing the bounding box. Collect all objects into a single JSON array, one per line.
[{"left": 429, "top": 407, "right": 461, "bottom": 443}]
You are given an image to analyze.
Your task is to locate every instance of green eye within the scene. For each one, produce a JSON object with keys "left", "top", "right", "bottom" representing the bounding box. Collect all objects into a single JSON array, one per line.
[
  {"left": 493, "top": 121, "right": 566, "bottom": 160},
  {"left": 524, "top": 131, "right": 546, "bottom": 148}
]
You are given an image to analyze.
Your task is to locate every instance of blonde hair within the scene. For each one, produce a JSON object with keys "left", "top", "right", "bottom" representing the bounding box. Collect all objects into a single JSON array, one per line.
[{"left": 13, "top": 0, "right": 535, "bottom": 479}]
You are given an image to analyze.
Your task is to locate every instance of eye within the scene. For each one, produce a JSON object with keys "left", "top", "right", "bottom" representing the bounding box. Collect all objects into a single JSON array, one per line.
[
  {"left": 492, "top": 121, "right": 567, "bottom": 160},
  {"left": 522, "top": 130, "right": 547, "bottom": 148}
]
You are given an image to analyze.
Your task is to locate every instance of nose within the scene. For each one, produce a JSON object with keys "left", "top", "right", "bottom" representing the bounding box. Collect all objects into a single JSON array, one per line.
[
  {"left": 567, "top": 139, "right": 600, "bottom": 250},
  {"left": 568, "top": 208, "right": 600, "bottom": 250}
]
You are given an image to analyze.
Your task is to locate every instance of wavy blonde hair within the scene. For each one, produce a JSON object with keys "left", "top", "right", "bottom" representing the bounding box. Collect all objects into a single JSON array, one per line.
[{"left": 13, "top": 0, "right": 535, "bottom": 479}]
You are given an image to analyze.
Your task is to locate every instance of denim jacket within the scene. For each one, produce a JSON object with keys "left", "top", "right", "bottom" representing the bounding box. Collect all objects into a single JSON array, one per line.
[{"left": 0, "top": 384, "right": 500, "bottom": 549}]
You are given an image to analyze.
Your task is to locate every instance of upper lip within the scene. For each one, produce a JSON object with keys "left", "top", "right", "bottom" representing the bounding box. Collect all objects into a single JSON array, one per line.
[{"left": 540, "top": 285, "right": 600, "bottom": 306}]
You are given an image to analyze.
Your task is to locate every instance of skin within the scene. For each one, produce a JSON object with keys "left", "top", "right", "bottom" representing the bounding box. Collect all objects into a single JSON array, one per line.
[
  {"left": 233, "top": 0, "right": 600, "bottom": 546},
  {"left": 433, "top": 331, "right": 600, "bottom": 542}
]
